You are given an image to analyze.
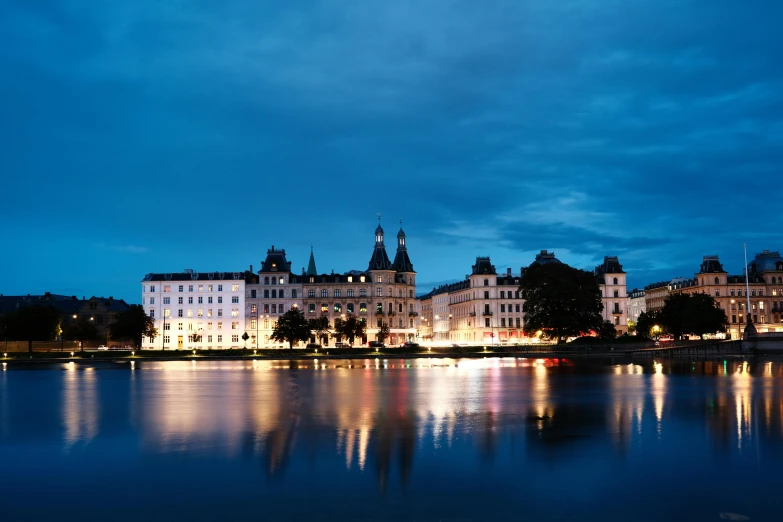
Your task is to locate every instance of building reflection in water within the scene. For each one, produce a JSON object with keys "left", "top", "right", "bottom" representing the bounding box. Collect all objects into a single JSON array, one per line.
[
  {"left": 62, "top": 363, "right": 98, "bottom": 448},
  {"left": 44, "top": 357, "right": 783, "bottom": 488}
]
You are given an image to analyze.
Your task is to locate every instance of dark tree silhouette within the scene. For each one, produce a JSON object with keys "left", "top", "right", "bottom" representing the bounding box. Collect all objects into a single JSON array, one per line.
[
  {"left": 108, "top": 304, "right": 157, "bottom": 349},
  {"left": 272, "top": 308, "right": 311, "bottom": 349},
  {"left": 4, "top": 305, "right": 61, "bottom": 353}
]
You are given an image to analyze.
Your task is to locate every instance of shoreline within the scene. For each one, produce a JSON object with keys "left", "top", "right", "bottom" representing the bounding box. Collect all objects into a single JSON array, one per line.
[{"left": 0, "top": 349, "right": 757, "bottom": 365}]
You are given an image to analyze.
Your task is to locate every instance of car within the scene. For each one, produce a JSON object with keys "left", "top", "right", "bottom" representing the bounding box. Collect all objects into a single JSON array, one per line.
[
  {"left": 368, "top": 341, "right": 385, "bottom": 348},
  {"left": 306, "top": 343, "right": 321, "bottom": 349},
  {"left": 335, "top": 342, "right": 350, "bottom": 348},
  {"left": 97, "top": 345, "right": 108, "bottom": 351},
  {"left": 401, "top": 342, "right": 420, "bottom": 349}
]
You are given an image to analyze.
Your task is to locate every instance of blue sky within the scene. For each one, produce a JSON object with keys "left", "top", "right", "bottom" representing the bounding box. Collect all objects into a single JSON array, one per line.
[{"left": 2, "top": 0, "right": 782, "bottom": 303}]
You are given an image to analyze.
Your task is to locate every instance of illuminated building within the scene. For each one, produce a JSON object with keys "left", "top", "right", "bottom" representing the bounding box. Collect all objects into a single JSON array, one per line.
[{"left": 594, "top": 256, "right": 628, "bottom": 335}]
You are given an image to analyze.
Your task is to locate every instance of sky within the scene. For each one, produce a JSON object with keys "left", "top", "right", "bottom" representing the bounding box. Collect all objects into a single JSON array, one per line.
[{"left": 2, "top": 0, "right": 782, "bottom": 304}]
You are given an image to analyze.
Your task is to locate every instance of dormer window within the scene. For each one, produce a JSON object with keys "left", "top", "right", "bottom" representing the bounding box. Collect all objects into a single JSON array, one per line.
[
  {"left": 348, "top": 276, "right": 353, "bottom": 282},
  {"left": 309, "top": 277, "right": 314, "bottom": 283},
  {"left": 360, "top": 276, "right": 366, "bottom": 283}
]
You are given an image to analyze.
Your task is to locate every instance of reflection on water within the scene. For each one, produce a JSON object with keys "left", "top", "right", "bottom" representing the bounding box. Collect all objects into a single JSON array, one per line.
[{"left": 3, "top": 357, "right": 783, "bottom": 521}]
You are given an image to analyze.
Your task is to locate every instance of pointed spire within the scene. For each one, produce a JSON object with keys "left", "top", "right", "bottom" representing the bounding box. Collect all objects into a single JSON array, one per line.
[
  {"left": 393, "top": 222, "right": 414, "bottom": 273},
  {"left": 368, "top": 219, "right": 392, "bottom": 271},
  {"left": 307, "top": 246, "right": 318, "bottom": 276}
]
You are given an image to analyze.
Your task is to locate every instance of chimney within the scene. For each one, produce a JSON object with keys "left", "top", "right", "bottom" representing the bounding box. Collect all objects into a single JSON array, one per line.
[
  {"left": 250, "top": 264, "right": 253, "bottom": 273},
  {"left": 507, "top": 268, "right": 511, "bottom": 277}
]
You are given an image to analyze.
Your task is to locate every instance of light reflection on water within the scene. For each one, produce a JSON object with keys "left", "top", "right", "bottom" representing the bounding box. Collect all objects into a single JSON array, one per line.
[{"left": 2, "top": 358, "right": 783, "bottom": 521}]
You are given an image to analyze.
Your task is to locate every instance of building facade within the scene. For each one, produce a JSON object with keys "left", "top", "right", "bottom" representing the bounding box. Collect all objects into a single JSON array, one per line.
[
  {"left": 626, "top": 288, "right": 646, "bottom": 325},
  {"left": 141, "top": 270, "right": 250, "bottom": 350},
  {"left": 595, "top": 256, "right": 628, "bottom": 335}
]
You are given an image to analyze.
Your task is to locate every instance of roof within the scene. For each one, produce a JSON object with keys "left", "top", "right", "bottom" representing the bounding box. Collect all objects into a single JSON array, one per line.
[
  {"left": 306, "top": 248, "right": 317, "bottom": 276},
  {"left": 142, "top": 270, "right": 249, "bottom": 282},
  {"left": 699, "top": 255, "right": 725, "bottom": 273},
  {"left": 0, "top": 295, "right": 130, "bottom": 316},
  {"left": 594, "top": 256, "right": 625, "bottom": 283},
  {"left": 531, "top": 250, "right": 562, "bottom": 266},
  {"left": 260, "top": 246, "right": 293, "bottom": 274},
  {"left": 471, "top": 257, "right": 497, "bottom": 275},
  {"left": 748, "top": 250, "right": 783, "bottom": 273}
]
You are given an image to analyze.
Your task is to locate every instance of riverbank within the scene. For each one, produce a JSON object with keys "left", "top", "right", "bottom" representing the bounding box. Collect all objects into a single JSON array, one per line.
[{"left": 0, "top": 344, "right": 755, "bottom": 364}]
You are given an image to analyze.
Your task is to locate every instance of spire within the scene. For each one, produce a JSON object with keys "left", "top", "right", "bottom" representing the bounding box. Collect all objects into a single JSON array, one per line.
[
  {"left": 368, "top": 220, "right": 393, "bottom": 271},
  {"left": 393, "top": 221, "right": 414, "bottom": 273},
  {"left": 307, "top": 246, "right": 318, "bottom": 276}
]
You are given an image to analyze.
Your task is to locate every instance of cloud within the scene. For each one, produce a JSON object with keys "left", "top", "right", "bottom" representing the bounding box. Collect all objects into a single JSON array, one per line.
[{"left": 94, "top": 243, "right": 149, "bottom": 254}]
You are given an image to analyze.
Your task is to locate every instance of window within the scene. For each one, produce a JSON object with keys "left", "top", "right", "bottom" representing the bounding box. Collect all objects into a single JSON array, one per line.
[
  {"left": 178, "top": 322, "right": 183, "bottom": 330},
  {"left": 198, "top": 285, "right": 203, "bottom": 292},
  {"left": 163, "top": 297, "right": 170, "bottom": 305},
  {"left": 178, "top": 285, "right": 184, "bottom": 292},
  {"left": 218, "top": 296, "right": 223, "bottom": 304},
  {"left": 217, "top": 335, "right": 223, "bottom": 343},
  {"left": 334, "top": 289, "right": 341, "bottom": 298},
  {"left": 208, "top": 296, "right": 213, "bottom": 304},
  {"left": 501, "top": 318, "right": 506, "bottom": 327},
  {"left": 716, "top": 290, "right": 720, "bottom": 297},
  {"left": 613, "top": 278, "right": 618, "bottom": 285},
  {"left": 376, "top": 303, "right": 383, "bottom": 313},
  {"left": 484, "top": 291, "right": 489, "bottom": 299},
  {"left": 250, "top": 319, "right": 257, "bottom": 329},
  {"left": 178, "top": 309, "right": 183, "bottom": 317},
  {"left": 271, "top": 290, "right": 277, "bottom": 298},
  {"left": 516, "top": 304, "right": 520, "bottom": 312},
  {"left": 360, "top": 289, "right": 367, "bottom": 297},
  {"left": 485, "top": 318, "right": 490, "bottom": 327},
  {"left": 360, "top": 276, "right": 366, "bottom": 283},
  {"left": 272, "top": 304, "right": 277, "bottom": 313},
  {"left": 150, "top": 309, "right": 155, "bottom": 318},
  {"left": 164, "top": 335, "right": 170, "bottom": 344},
  {"left": 347, "top": 276, "right": 353, "bottom": 283},
  {"left": 218, "top": 309, "right": 223, "bottom": 317},
  {"left": 360, "top": 303, "right": 367, "bottom": 313},
  {"left": 218, "top": 322, "right": 223, "bottom": 330},
  {"left": 232, "top": 284, "right": 239, "bottom": 291},
  {"left": 334, "top": 303, "right": 342, "bottom": 313},
  {"left": 376, "top": 288, "right": 383, "bottom": 296},
  {"left": 292, "top": 290, "right": 297, "bottom": 298},
  {"left": 232, "top": 296, "right": 239, "bottom": 303},
  {"left": 188, "top": 285, "right": 193, "bottom": 292},
  {"left": 150, "top": 285, "right": 156, "bottom": 292},
  {"left": 516, "top": 318, "right": 521, "bottom": 327},
  {"left": 320, "top": 304, "right": 328, "bottom": 313},
  {"left": 198, "top": 309, "right": 203, "bottom": 317},
  {"left": 232, "top": 335, "right": 239, "bottom": 343},
  {"left": 207, "top": 322, "right": 212, "bottom": 330},
  {"left": 321, "top": 289, "right": 328, "bottom": 298},
  {"left": 308, "top": 304, "right": 315, "bottom": 313},
  {"left": 163, "top": 285, "right": 170, "bottom": 292},
  {"left": 251, "top": 304, "right": 257, "bottom": 313},
  {"left": 500, "top": 291, "right": 505, "bottom": 299},
  {"left": 232, "top": 309, "right": 239, "bottom": 317},
  {"left": 250, "top": 290, "right": 257, "bottom": 298},
  {"left": 232, "top": 322, "right": 238, "bottom": 330},
  {"left": 279, "top": 290, "right": 284, "bottom": 298},
  {"left": 752, "top": 289, "right": 757, "bottom": 297},
  {"left": 613, "top": 290, "right": 618, "bottom": 298},
  {"left": 207, "top": 335, "right": 212, "bottom": 343},
  {"left": 164, "top": 322, "right": 170, "bottom": 330},
  {"left": 188, "top": 297, "right": 193, "bottom": 304},
  {"left": 208, "top": 285, "right": 213, "bottom": 292},
  {"left": 714, "top": 277, "right": 719, "bottom": 284},
  {"left": 515, "top": 291, "right": 520, "bottom": 299},
  {"left": 500, "top": 304, "right": 505, "bottom": 312},
  {"left": 264, "top": 290, "right": 270, "bottom": 298},
  {"left": 410, "top": 290, "right": 414, "bottom": 298},
  {"left": 484, "top": 279, "right": 489, "bottom": 286},
  {"left": 208, "top": 309, "right": 213, "bottom": 317},
  {"left": 198, "top": 296, "right": 203, "bottom": 304},
  {"left": 347, "top": 303, "right": 354, "bottom": 313},
  {"left": 376, "top": 276, "right": 382, "bottom": 283},
  {"left": 164, "top": 309, "right": 171, "bottom": 318},
  {"left": 178, "top": 297, "right": 184, "bottom": 305},
  {"left": 308, "top": 289, "right": 315, "bottom": 298},
  {"left": 377, "top": 318, "right": 383, "bottom": 327},
  {"left": 264, "top": 304, "right": 269, "bottom": 313},
  {"left": 759, "top": 290, "right": 764, "bottom": 296}
]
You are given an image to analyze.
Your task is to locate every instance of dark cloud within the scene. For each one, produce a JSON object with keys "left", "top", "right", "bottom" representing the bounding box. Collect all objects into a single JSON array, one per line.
[{"left": 1, "top": 0, "right": 781, "bottom": 300}]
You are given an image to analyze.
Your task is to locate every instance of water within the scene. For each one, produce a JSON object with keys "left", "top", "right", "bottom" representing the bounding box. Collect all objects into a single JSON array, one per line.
[{"left": 1, "top": 357, "right": 781, "bottom": 521}]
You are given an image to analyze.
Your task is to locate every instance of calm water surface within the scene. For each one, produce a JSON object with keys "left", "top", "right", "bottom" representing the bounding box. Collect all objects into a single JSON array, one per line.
[{"left": 1, "top": 357, "right": 781, "bottom": 521}]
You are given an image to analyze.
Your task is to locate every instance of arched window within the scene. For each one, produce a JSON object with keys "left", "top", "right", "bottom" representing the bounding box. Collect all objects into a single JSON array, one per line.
[
  {"left": 714, "top": 277, "right": 719, "bottom": 285},
  {"left": 264, "top": 277, "right": 269, "bottom": 285},
  {"left": 484, "top": 279, "right": 489, "bottom": 286},
  {"left": 613, "top": 277, "right": 618, "bottom": 285}
]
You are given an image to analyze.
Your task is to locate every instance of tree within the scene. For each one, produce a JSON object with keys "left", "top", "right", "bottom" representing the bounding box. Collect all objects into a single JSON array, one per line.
[
  {"left": 108, "top": 304, "right": 157, "bottom": 349},
  {"left": 660, "top": 293, "right": 728, "bottom": 340},
  {"left": 4, "top": 305, "right": 61, "bottom": 353},
  {"left": 597, "top": 320, "right": 618, "bottom": 340},
  {"left": 520, "top": 262, "right": 604, "bottom": 344},
  {"left": 627, "top": 320, "right": 636, "bottom": 335},
  {"left": 63, "top": 318, "right": 99, "bottom": 352},
  {"left": 331, "top": 319, "right": 346, "bottom": 343},
  {"left": 272, "top": 308, "right": 311, "bottom": 349},
  {"left": 242, "top": 331, "right": 249, "bottom": 348},
  {"left": 635, "top": 310, "right": 662, "bottom": 339},
  {"left": 377, "top": 322, "right": 390, "bottom": 344},
  {"left": 333, "top": 315, "right": 366, "bottom": 346},
  {"left": 308, "top": 316, "right": 330, "bottom": 345}
]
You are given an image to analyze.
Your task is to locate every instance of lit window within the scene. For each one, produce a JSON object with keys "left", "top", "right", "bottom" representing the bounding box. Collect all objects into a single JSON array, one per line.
[
  {"left": 218, "top": 323, "right": 223, "bottom": 330},
  {"left": 187, "top": 310, "right": 193, "bottom": 317},
  {"left": 198, "top": 285, "right": 203, "bottom": 291},
  {"left": 208, "top": 285, "right": 213, "bottom": 292},
  {"left": 232, "top": 322, "right": 238, "bottom": 330},
  {"left": 308, "top": 304, "right": 315, "bottom": 313},
  {"left": 360, "top": 276, "right": 365, "bottom": 283},
  {"left": 198, "top": 309, "right": 203, "bottom": 317},
  {"left": 207, "top": 322, "right": 212, "bottom": 330},
  {"left": 376, "top": 288, "right": 383, "bottom": 296},
  {"left": 348, "top": 276, "right": 353, "bottom": 282},
  {"left": 250, "top": 319, "right": 257, "bottom": 329},
  {"left": 232, "top": 284, "right": 239, "bottom": 291},
  {"left": 163, "top": 285, "right": 170, "bottom": 292},
  {"left": 334, "top": 303, "right": 342, "bottom": 313},
  {"left": 376, "top": 276, "right": 382, "bottom": 283},
  {"left": 347, "top": 303, "right": 354, "bottom": 313},
  {"left": 321, "top": 304, "right": 328, "bottom": 313},
  {"left": 279, "top": 278, "right": 284, "bottom": 285}
]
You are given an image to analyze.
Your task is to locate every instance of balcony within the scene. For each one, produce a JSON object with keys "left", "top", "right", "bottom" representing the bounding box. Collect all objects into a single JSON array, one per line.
[
  {"left": 408, "top": 312, "right": 419, "bottom": 317},
  {"left": 482, "top": 311, "right": 493, "bottom": 316},
  {"left": 388, "top": 311, "right": 397, "bottom": 317},
  {"left": 375, "top": 310, "right": 384, "bottom": 316},
  {"left": 612, "top": 309, "right": 623, "bottom": 315},
  {"left": 469, "top": 312, "right": 476, "bottom": 317}
]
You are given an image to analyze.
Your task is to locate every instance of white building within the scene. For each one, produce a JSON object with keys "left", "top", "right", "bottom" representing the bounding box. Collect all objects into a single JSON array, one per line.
[
  {"left": 627, "top": 288, "right": 646, "bottom": 326},
  {"left": 141, "top": 269, "right": 250, "bottom": 350},
  {"left": 595, "top": 256, "right": 628, "bottom": 335}
]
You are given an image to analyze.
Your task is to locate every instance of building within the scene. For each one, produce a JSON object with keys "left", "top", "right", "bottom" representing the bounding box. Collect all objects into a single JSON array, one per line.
[
  {"left": 0, "top": 293, "right": 130, "bottom": 343},
  {"left": 626, "top": 289, "right": 646, "bottom": 325},
  {"left": 594, "top": 256, "right": 628, "bottom": 335},
  {"left": 644, "top": 281, "right": 669, "bottom": 313},
  {"left": 300, "top": 224, "right": 418, "bottom": 346},
  {"left": 642, "top": 250, "right": 783, "bottom": 340},
  {"left": 141, "top": 270, "right": 250, "bottom": 350}
]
